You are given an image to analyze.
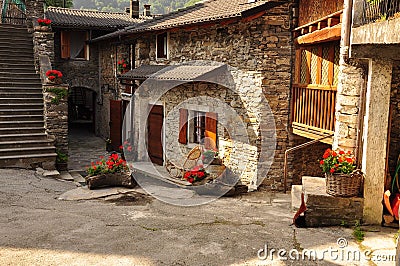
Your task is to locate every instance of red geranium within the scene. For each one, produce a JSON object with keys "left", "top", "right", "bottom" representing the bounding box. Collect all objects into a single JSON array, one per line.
[
  {"left": 86, "top": 153, "right": 128, "bottom": 176},
  {"left": 46, "top": 69, "right": 63, "bottom": 80},
  {"left": 38, "top": 18, "right": 52, "bottom": 26},
  {"left": 183, "top": 166, "right": 208, "bottom": 184},
  {"left": 320, "top": 148, "right": 356, "bottom": 174}
]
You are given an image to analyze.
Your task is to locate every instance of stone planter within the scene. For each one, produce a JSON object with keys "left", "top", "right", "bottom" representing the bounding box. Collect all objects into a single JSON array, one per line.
[
  {"left": 85, "top": 172, "right": 136, "bottom": 190},
  {"left": 46, "top": 77, "right": 62, "bottom": 84},
  {"left": 34, "top": 25, "right": 51, "bottom": 32}
]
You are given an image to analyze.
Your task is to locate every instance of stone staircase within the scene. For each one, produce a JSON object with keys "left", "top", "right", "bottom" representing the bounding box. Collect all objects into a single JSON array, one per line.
[{"left": 0, "top": 24, "right": 56, "bottom": 168}]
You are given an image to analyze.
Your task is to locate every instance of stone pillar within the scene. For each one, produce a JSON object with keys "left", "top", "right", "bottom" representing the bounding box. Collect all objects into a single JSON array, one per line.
[
  {"left": 33, "top": 31, "right": 55, "bottom": 72},
  {"left": 332, "top": 60, "right": 365, "bottom": 151},
  {"left": 362, "top": 59, "right": 392, "bottom": 224},
  {"left": 25, "top": 0, "right": 45, "bottom": 29},
  {"left": 43, "top": 84, "right": 69, "bottom": 155}
]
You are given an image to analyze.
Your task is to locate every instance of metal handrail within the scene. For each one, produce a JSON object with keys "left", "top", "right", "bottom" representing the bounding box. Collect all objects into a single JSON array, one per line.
[{"left": 283, "top": 134, "right": 334, "bottom": 193}]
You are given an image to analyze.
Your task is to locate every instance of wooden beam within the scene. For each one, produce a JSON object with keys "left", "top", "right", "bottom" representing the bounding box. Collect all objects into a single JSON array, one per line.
[
  {"left": 295, "top": 25, "right": 341, "bottom": 45},
  {"left": 327, "top": 17, "right": 340, "bottom": 27},
  {"left": 318, "top": 21, "right": 327, "bottom": 30}
]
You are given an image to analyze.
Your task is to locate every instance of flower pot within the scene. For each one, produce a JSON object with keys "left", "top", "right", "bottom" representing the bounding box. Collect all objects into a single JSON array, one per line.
[
  {"left": 47, "top": 77, "right": 62, "bottom": 84},
  {"left": 325, "top": 170, "right": 363, "bottom": 197},
  {"left": 85, "top": 172, "right": 136, "bottom": 190},
  {"left": 56, "top": 162, "right": 68, "bottom": 171},
  {"left": 34, "top": 25, "right": 51, "bottom": 32}
]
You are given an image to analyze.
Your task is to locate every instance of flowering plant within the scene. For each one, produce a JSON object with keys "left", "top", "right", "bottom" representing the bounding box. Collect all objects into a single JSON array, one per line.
[
  {"left": 183, "top": 165, "right": 208, "bottom": 184},
  {"left": 320, "top": 148, "right": 356, "bottom": 174},
  {"left": 202, "top": 149, "right": 218, "bottom": 164},
  {"left": 38, "top": 18, "right": 52, "bottom": 26},
  {"left": 46, "top": 69, "right": 63, "bottom": 81},
  {"left": 119, "top": 140, "right": 133, "bottom": 153},
  {"left": 117, "top": 59, "right": 129, "bottom": 73},
  {"left": 86, "top": 153, "right": 128, "bottom": 177}
]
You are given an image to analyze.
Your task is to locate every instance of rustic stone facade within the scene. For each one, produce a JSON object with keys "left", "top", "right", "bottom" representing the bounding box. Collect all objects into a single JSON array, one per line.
[
  {"left": 33, "top": 31, "right": 54, "bottom": 72},
  {"left": 101, "top": 4, "right": 294, "bottom": 189},
  {"left": 43, "top": 85, "right": 69, "bottom": 154},
  {"left": 25, "top": 0, "right": 45, "bottom": 29}
]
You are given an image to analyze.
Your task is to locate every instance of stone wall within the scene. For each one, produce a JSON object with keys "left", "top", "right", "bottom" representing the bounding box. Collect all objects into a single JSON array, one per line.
[
  {"left": 332, "top": 59, "right": 366, "bottom": 152},
  {"left": 43, "top": 85, "right": 69, "bottom": 154},
  {"left": 389, "top": 61, "right": 400, "bottom": 178},
  {"left": 33, "top": 31, "right": 54, "bottom": 72},
  {"left": 129, "top": 4, "right": 293, "bottom": 190},
  {"left": 25, "top": 0, "right": 45, "bottom": 29}
]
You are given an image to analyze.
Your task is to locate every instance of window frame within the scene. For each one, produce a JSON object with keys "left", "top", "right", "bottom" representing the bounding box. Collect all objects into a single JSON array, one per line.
[
  {"left": 60, "top": 30, "right": 90, "bottom": 61},
  {"left": 156, "top": 32, "right": 168, "bottom": 60}
]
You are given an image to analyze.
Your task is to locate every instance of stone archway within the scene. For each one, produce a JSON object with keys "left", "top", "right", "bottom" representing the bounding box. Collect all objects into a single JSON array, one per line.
[{"left": 68, "top": 86, "right": 97, "bottom": 133}]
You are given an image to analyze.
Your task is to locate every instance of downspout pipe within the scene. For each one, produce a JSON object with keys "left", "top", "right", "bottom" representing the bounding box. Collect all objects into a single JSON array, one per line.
[{"left": 341, "top": 0, "right": 353, "bottom": 62}]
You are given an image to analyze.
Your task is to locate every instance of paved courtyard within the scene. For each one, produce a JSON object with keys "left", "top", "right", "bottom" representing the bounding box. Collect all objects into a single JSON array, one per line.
[{"left": 0, "top": 169, "right": 397, "bottom": 265}]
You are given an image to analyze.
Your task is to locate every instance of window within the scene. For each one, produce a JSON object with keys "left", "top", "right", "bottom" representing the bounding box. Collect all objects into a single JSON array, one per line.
[
  {"left": 178, "top": 109, "right": 217, "bottom": 149},
  {"left": 61, "top": 31, "right": 89, "bottom": 60},
  {"left": 295, "top": 42, "right": 340, "bottom": 87},
  {"left": 156, "top": 32, "right": 168, "bottom": 59}
]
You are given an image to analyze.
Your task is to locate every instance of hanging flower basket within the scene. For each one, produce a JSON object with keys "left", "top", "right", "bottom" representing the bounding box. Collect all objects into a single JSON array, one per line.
[{"left": 325, "top": 170, "right": 363, "bottom": 197}]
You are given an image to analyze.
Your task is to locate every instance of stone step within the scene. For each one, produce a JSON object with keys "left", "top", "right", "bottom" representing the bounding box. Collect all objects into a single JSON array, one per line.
[
  {"left": 0, "top": 127, "right": 46, "bottom": 135},
  {"left": 0, "top": 95, "right": 43, "bottom": 104},
  {"left": 0, "top": 97, "right": 43, "bottom": 104},
  {"left": 0, "top": 86, "right": 42, "bottom": 92},
  {"left": 0, "top": 153, "right": 57, "bottom": 169},
  {"left": 0, "top": 72, "right": 38, "bottom": 78},
  {"left": 0, "top": 51, "right": 34, "bottom": 57},
  {"left": 0, "top": 109, "right": 43, "bottom": 116},
  {"left": 0, "top": 44, "right": 33, "bottom": 50},
  {"left": 0, "top": 82, "right": 42, "bottom": 88},
  {"left": 0, "top": 139, "right": 53, "bottom": 149},
  {"left": 0, "top": 146, "right": 55, "bottom": 157},
  {"left": 0, "top": 114, "right": 43, "bottom": 121},
  {"left": 294, "top": 176, "right": 363, "bottom": 227},
  {"left": 0, "top": 120, "right": 44, "bottom": 128},
  {"left": 0, "top": 58, "right": 34, "bottom": 64},
  {"left": 0, "top": 103, "right": 43, "bottom": 110},
  {"left": 0, "top": 92, "right": 42, "bottom": 98},
  {"left": 0, "top": 132, "right": 48, "bottom": 142},
  {"left": 0, "top": 24, "right": 28, "bottom": 31}
]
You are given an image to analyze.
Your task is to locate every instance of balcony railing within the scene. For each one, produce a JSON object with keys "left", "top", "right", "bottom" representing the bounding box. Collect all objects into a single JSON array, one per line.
[
  {"left": 291, "top": 85, "right": 337, "bottom": 144},
  {"left": 1, "top": 1, "right": 26, "bottom": 25},
  {"left": 358, "top": 0, "right": 400, "bottom": 26}
]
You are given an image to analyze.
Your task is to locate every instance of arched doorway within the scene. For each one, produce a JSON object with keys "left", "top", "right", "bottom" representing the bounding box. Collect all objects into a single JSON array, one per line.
[{"left": 68, "top": 87, "right": 96, "bottom": 133}]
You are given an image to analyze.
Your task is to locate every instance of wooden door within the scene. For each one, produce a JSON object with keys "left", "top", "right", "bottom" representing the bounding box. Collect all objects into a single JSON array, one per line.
[
  {"left": 147, "top": 105, "right": 164, "bottom": 165},
  {"left": 110, "top": 99, "right": 123, "bottom": 151}
]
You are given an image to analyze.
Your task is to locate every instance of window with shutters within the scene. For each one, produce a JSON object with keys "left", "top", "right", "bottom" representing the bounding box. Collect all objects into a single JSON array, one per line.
[
  {"left": 156, "top": 32, "right": 168, "bottom": 59},
  {"left": 178, "top": 108, "right": 218, "bottom": 149},
  {"left": 60, "top": 31, "right": 89, "bottom": 60}
]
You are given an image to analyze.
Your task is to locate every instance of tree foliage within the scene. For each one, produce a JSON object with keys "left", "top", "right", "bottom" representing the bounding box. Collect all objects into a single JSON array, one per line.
[
  {"left": 72, "top": 0, "right": 202, "bottom": 14},
  {"left": 45, "top": 0, "right": 73, "bottom": 8}
]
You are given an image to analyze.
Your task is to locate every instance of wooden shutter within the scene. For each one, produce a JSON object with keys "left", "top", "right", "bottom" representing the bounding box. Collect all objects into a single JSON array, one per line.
[
  {"left": 109, "top": 100, "right": 123, "bottom": 151},
  {"left": 205, "top": 112, "right": 217, "bottom": 149},
  {"left": 60, "top": 31, "right": 70, "bottom": 59},
  {"left": 157, "top": 32, "right": 167, "bottom": 58},
  {"left": 179, "top": 108, "right": 188, "bottom": 144}
]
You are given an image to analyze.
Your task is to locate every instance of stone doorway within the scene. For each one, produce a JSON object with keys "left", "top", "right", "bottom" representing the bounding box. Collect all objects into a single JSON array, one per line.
[{"left": 68, "top": 87, "right": 96, "bottom": 133}]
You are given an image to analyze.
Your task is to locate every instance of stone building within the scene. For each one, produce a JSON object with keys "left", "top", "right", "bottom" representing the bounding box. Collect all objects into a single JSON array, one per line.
[
  {"left": 45, "top": 6, "right": 151, "bottom": 140},
  {"left": 91, "top": 0, "right": 294, "bottom": 189}
]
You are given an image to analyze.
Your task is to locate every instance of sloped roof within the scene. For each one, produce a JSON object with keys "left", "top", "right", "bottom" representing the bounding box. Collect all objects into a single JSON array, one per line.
[
  {"left": 45, "top": 7, "right": 151, "bottom": 30},
  {"left": 92, "top": 0, "right": 287, "bottom": 41},
  {"left": 120, "top": 64, "right": 225, "bottom": 81}
]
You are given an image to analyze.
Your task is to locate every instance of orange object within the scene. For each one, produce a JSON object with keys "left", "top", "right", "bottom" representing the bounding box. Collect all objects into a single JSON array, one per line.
[
  {"left": 383, "top": 190, "right": 394, "bottom": 216},
  {"left": 391, "top": 193, "right": 400, "bottom": 220}
]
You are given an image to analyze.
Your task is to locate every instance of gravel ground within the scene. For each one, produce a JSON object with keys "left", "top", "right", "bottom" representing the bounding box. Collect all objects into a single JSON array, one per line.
[{"left": 0, "top": 169, "right": 396, "bottom": 266}]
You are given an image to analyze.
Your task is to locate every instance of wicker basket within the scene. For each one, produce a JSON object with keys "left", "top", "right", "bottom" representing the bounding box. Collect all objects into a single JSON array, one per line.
[{"left": 325, "top": 170, "right": 363, "bottom": 197}]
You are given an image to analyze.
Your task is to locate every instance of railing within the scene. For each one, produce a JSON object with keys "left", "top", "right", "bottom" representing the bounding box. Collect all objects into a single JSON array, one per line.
[
  {"left": 359, "top": 0, "right": 400, "bottom": 25},
  {"left": 1, "top": 1, "right": 26, "bottom": 25},
  {"left": 291, "top": 85, "right": 336, "bottom": 142}
]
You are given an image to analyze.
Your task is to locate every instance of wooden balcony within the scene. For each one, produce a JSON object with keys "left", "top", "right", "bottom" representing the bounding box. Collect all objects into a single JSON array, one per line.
[{"left": 291, "top": 85, "right": 336, "bottom": 144}]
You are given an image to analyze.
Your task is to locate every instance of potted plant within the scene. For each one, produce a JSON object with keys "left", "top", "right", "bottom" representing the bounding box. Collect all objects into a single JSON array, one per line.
[
  {"left": 320, "top": 148, "right": 363, "bottom": 197},
  {"left": 183, "top": 165, "right": 209, "bottom": 185},
  {"left": 36, "top": 18, "right": 52, "bottom": 31},
  {"left": 56, "top": 150, "right": 68, "bottom": 171},
  {"left": 117, "top": 59, "right": 129, "bottom": 74},
  {"left": 46, "top": 69, "right": 63, "bottom": 84},
  {"left": 85, "top": 153, "right": 136, "bottom": 189}
]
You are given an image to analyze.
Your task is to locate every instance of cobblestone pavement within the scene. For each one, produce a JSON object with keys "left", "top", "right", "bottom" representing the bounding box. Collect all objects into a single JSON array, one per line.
[
  {"left": 68, "top": 124, "right": 108, "bottom": 172},
  {"left": 0, "top": 169, "right": 397, "bottom": 266}
]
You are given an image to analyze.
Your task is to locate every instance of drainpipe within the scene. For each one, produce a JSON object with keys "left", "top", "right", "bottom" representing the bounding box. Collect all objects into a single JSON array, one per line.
[{"left": 341, "top": 0, "right": 353, "bottom": 62}]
